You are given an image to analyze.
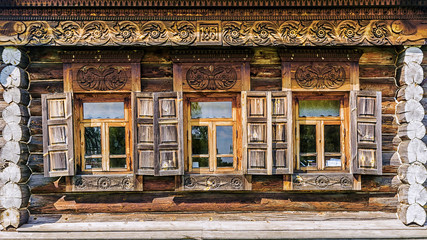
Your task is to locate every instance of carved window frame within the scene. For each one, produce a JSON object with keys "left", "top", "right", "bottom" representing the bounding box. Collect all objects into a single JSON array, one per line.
[
  {"left": 74, "top": 94, "right": 132, "bottom": 174},
  {"left": 294, "top": 92, "right": 350, "bottom": 173},
  {"left": 184, "top": 93, "right": 242, "bottom": 174}
]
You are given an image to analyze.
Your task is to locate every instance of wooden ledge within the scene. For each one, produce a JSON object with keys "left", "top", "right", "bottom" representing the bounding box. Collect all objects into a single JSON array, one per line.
[{"left": 1, "top": 212, "right": 426, "bottom": 239}]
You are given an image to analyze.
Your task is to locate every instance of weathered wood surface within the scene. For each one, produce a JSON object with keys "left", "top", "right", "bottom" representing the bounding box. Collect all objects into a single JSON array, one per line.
[
  {"left": 0, "top": 182, "right": 30, "bottom": 209},
  {"left": 0, "top": 209, "right": 29, "bottom": 229},
  {"left": 2, "top": 47, "right": 30, "bottom": 69},
  {"left": 28, "top": 192, "right": 397, "bottom": 214}
]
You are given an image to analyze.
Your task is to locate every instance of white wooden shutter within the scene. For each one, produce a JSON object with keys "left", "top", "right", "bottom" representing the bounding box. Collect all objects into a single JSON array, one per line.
[
  {"left": 242, "top": 91, "right": 293, "bottom": 175},
  {"left": 153, "top": 92, "right": 184, "bottom": 176},
  {"left": 350, "top": 90, "right": 382, "bottom": 175},
  {"left": 42, "top": 93, "right": 75, "bottom": 177},
  {"left": 133, "top": 92, "right": 155, "bottom": 175}
]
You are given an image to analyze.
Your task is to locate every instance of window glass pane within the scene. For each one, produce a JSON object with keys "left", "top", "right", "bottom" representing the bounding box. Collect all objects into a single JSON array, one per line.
[
  {"left": 192, "top": 126, "right": 208, "bottom": 155},
  {"left": 300, "top": 156, "right": 317, "bottom": 168},
  {"left": 109, "top": 127, "right": 126, "bottom": 155},
  {"left": 83, "top": 102, "right": 124, "bottom": 119},
  {"left": 110, "top": 158, "right": 127, "bottom": 169},
  {"left": 299, "top": 100, "right": 340, "bottom": 117},
  {"left": 191, "top": 102, "right": 232, "bottom": 119},
  {"left": 192, "top": 157, "right": 209, "bottom": 168},
  {"left": 300, "top": 125, "right": 316, "bottom": 153},
  {"left": 85, "top": 158, "right": 102, "bottom": 169},
  {"left": 217, "top": 157, "right": 233, "bottom": 167},
  {"left": 325, "top": 156, "right": 341, "bottom": 167},
  {"left": 324, "top": 125, "right": 341, "bottom": 153},
  {"left": 216, "top": 126, "right": 233, "bottom": 154},
  {"left": 85, "top": 127, "right": 101, "bottom": 155}
]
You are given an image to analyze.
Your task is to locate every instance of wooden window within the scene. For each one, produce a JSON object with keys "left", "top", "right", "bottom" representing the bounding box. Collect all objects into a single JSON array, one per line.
[
  {"left": 295, "top": 93, "right": 349, "bottom": 172},
  {"left": 185, "top": 94, "right": 241, "bottom": 174},
  {"left": 75, "top": 94, "right": 132, "bottom": 173}
]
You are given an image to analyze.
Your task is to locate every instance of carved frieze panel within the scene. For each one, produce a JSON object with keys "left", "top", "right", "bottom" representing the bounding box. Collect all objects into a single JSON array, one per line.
[
  {"left": 67, "top": 63, "right": 133, "bottom": 92},
  {"left": 279, "top": 49, "right": 362, "bottom": 91},
  {"left": 292, "top": 173, "right": 356, "bottom": 191},
  {"left": 61, "top": 51, "right": 143, "bottom": 92},
  {"left": 183, "top": 174, "right": 249, "bottom": 191},
  {"left": 172, "top": 49, "right": 252, "bottom": 92},
  {"left": 0, "top": 20, "right": 425, "bottom": 46},
  {"left": 186, "top": 65, "right": 238, "bottom": 91},
  {"left": 290, "top": 63, "right": 350, "bottom": 91},
  {"left": 72, "top": 175, "right": 141, "bottom": 191}
]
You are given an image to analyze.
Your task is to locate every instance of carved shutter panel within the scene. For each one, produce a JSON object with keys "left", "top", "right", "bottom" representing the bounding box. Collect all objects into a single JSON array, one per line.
[
  {"left": 350, "top": 90, "right": 382, "bottom": 175},
  {"left": 42, "top": 93, "right": 74, "bottom": 177},
  {"left": 153, "top": 92, "right": 184, "bottom": 176},
  {"left": 271, "top": 91, "right": 293, "bottom": 174},
  {"left": 133, "top": 92, "right": 155, "bottom": 175}
]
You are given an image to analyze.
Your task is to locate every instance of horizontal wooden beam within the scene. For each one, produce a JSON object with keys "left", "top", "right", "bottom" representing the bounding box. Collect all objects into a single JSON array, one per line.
[{"left": 0, "top": 20, "right": 425, "bottom": 47}]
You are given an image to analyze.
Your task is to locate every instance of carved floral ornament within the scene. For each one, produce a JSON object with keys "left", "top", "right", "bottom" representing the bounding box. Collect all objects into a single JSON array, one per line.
[
  {"left": 186, "top": 65, "right": 237, "bottom": 90},
  {"left": 0, "top": 20, "right": 424, "bottom": 46},
  {"left": 77, "top": 65, "right": 129, "bottom": 91},
  {"left": 295, "top": 64, "right": 346, "bottom": 89}
]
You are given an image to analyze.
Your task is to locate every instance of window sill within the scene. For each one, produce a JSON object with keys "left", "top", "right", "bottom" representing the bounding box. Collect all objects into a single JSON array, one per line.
[
  {"left": 291, "top": 173, "right": 358, "bottom": 191},
  {"left": 183, "top": 174, "right": 250, "bottom": 191},
  {"left": 71, "top": 174, "right": 141, "bottom": 192}
]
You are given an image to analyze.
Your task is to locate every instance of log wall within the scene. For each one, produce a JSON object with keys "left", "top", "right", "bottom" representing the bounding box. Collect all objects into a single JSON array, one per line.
[{"left": 8, "top": 46, "right": 401, "bottom": 214}]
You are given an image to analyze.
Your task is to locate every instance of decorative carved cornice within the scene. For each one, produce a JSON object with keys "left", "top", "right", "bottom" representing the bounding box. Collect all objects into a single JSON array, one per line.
[
  {"left": 0, "top": 0, "right": 423, "bottom": 7},
  {"left": 171, "top": 49, "right": 253, "bottom": 63},
  {"left": 0, "top": 7, "right": 425, "bottom": 22},
  {"left": 279, "top": 49, "right": 363, "bottom": 62},
  {"left": 0, "top": 20, "right": 425, "bottom": 47},
  {"left": 60, "top": 51, "right": 144, "bottom": 63}
]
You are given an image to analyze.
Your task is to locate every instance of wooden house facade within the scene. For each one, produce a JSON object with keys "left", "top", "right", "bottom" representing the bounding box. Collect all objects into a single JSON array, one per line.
[{"left": 0, "top": 0, "right": 426, "bottom": 231}]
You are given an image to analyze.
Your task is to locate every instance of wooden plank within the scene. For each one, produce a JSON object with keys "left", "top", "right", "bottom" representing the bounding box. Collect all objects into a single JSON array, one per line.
[{"left": 28, "top": 192, "right": 398, "bottom": 214}]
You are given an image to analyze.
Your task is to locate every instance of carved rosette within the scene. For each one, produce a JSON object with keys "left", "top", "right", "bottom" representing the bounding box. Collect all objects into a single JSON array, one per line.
[
  {"left": 77, "top": 65, "right": 128, "bottom": 91},
  {"left": 251, "top": 21, "right": 279, "bottom": 46},
  {"left": 186, "top": 65, "right": 237, "bottom": 90},
  {"left": 0, "top": 20, "right": 424, "bottom": 46},
  {"left": 27, "top": 21, "right": 52, "bottom": 44},
  {"left": 279, "top": 21, "right": 307, "bottom": 45},
  {"left": 307, "top": 21, "right": 335, "bottom": 45},
  {"left": 141, "top": 21, "right": 168, "bottom": 45},
  {"left": 111, "top": 21, "right": 140, "bottom": 44},
  {"left": 336, "top": 20, "right": 364, "bottom": 44},
  {"left": 295, "top": 64, "right": 346, "bottom": 89},
  {"left": 82, "top": 21, "right": 110, "bottom": 45},
  {"left": 223, "top": 21, "right": 249, "bottom": 46},
  {"left": 53, "top": 21, "right": 81, "bottom": 44},
  {"left": 184, "top": 175, "right": 245, "bottom": 190},
  {"left": 366, "top": 21, "right": 391, "bottom": 45},
  {"left": 170, "top": 21, "right": 196, "bottom": 45}
]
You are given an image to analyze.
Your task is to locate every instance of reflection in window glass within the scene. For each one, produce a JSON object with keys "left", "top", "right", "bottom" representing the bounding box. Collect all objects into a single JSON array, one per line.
[
  {"left": 110, "top": 158, "right": 127, "bottom": 169},
  {"left": 300, "top": 125, "right": 317, "bottom": 168},
  {"left": 191, "top": 102, "right": 232, "bottom": 119},
  {"left": 85, "top": 127, "right": 101, "bottom": 155},
  {"left": 300, "top": 125, "right": 316, "bottom": 153},
  {"left": 109, "top": 127, "right": 126, "bottom": 155},
  {"left": 217, "top": 157, "right": 233, "bottom": 167},
  {"left": 216, "top": 126, "right": 233, "bottom": 154},
  {"left": 192, "top": 157, "right": 209, "bottom": 168},
  {"left": 192, "top": 126, "right": 208, "bottom": 155},
  {"left": 299, "top": 100, "right": 340, "bottom": 117},
  {"left": 300, "top": 156, "right": 317, "bottom": 168},
  {"left": 324, "top": 125, "right": 340, "bottom": 153},
  {"left": 83, "top": 102, "right": 124, "bottom": 119},
  {"left": 85, "top": 158, "right": 102, "bottom": 169}
]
